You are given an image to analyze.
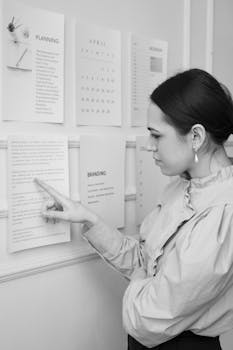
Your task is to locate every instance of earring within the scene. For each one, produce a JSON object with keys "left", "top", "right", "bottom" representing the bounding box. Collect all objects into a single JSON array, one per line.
[{"left": 194, "top": 150, "right": 199, "bottom": 163}]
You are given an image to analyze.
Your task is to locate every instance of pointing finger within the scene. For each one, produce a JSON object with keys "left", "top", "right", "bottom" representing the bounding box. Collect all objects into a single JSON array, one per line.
[{"left": 34, "top": 178, "right": 69, "bottom": 207}]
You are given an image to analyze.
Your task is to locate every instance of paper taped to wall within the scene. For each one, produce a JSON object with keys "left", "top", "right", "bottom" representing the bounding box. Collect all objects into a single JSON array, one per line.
[
  {"left": 7, "top": 135, "right": 70, "bottom": 252},
  {"left": 129, "top": 33, "right": 168, "bottom": 126},
  {"left": 79, "top": 134, "right": 125, "bottom": 227},
  {"left": 2, "top": 0, "right": 64, "bottom": 123},
  {"left": 76, "top": 21, "right": 121, "bottom": 126}
]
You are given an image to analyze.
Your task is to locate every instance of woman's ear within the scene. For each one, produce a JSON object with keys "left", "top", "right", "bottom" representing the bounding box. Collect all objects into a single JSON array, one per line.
[{"left": 191, "top": 124, "right": 206, "bottom": 151}]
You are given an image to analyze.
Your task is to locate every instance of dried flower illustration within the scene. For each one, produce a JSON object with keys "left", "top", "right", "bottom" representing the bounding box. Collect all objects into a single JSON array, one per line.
[{"left": 7, "top": 16, "right": 22, "bottom": 33}]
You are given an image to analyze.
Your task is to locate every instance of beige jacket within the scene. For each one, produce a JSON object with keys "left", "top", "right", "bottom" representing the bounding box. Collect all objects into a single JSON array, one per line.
[{"left": 83, "top": 165, "right": 233, "bottom": 347}]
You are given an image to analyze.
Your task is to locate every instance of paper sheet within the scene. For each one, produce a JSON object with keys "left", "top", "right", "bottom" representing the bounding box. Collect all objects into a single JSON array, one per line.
[
  {"left": 76, "top": 22, "right": 121, "bottom": 126},
  {"left": 79, "top": 135, "right": 125, "bottom": 227},
  {"left": 8, "top": 135, "right": 70, "bottom": 252},
  {"left": 129, "top": 33, "right": 168, "bottom": 126},
  {"left": 2, "top": 0, "right": 64, "bottom": 123},
  {"left": 136, "top": 135, "right": 169, "bottom": 224}
]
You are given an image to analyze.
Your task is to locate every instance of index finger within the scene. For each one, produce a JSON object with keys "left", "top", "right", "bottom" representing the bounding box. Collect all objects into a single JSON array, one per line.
[{"left": 34, "top": 178, "right": 69, "bottom": 206}]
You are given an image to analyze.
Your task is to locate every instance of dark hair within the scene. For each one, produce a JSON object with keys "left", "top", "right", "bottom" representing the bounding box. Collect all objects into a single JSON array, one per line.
[{"left": 150, "top": 68, "right": 233, "bottom": 145}]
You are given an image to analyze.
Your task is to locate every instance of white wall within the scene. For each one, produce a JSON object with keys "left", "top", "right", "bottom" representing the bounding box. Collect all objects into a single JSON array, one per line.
[
  {"left": 212, "top": 2, "right": 233, "bottom": 348},
  {"left": 213, "top": 0, "right": 233, "bottom": 94},
  {"left": 0, "top": 259, "right": 128, "bottom": 350},
  {"left": 1, "top": 0, "right": 233, "bottom": 349},
  {"left": 190, "top": 0, "right": 207, "bottom": 69}
]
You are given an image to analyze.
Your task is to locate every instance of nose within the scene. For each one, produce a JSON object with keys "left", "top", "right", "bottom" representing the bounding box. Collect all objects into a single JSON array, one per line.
[{"left": 146, "top": 135, "right": 157, "bottom": 152}]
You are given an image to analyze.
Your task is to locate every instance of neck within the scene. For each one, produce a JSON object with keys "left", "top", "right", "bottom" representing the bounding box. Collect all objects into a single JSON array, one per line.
[{"left": 188, "top": 145, "right": 232, "bottom": 179}]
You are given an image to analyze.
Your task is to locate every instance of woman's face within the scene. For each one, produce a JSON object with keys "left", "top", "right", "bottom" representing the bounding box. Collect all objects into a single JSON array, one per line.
[{"left": 147, "top": 103, "right": 194, "bottom": 176}]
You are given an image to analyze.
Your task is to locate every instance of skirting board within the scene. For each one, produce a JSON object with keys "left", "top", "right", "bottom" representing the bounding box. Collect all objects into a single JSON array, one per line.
[{"left": 0, "top": 245, "right": 98, "bottom": 283}]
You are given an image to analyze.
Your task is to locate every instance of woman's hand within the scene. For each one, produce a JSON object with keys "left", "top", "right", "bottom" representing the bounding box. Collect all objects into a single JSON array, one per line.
[{"left": 34, "top": 178, "right": 98, "bottom": 226}]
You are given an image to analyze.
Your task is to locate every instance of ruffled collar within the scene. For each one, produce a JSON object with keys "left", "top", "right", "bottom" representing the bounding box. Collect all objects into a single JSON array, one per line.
[{"left": 181, "top": 164, "right": 233, "bottom": 189}]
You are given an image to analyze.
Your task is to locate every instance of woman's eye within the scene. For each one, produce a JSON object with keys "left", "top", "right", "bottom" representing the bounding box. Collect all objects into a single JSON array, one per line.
[{"left": 152, "top": 134, "right": 160, "bottom": 139}]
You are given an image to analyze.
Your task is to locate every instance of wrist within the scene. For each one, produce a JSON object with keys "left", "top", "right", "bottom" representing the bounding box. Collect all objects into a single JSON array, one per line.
[{"left": 83, "top": 208, "right": 99, "bottom": 228}]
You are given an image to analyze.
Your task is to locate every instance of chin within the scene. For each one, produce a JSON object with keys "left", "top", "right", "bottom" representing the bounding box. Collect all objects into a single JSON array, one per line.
[
  {"left": 160, "top": 167, "right": 182, "bottom": 177},
  {"left": 160, "top": 168, "right": 172, "bottom": 176}
]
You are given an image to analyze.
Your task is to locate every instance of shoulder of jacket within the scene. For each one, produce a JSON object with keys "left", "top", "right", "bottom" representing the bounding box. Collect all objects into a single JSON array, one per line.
[{"left": 209, "top": 181, "right": 233, "bottom": 206}]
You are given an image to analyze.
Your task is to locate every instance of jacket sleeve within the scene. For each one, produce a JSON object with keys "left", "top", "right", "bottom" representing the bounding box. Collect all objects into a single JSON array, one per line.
[
  {"left": 82, "top": 205, "right": 161, "bottom": 279},
  {"left": 122, "top": 204, "right": 233, "bottom": 347}
]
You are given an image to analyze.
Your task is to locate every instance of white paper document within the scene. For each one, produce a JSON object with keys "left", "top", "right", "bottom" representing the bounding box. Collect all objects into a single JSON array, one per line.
[
  {"left": 129, "top": 33, "right": 168, "bottom": 126},
  {"left": 8, "top": 135, "right": 70, "bottom": 252},
  {"left": 136, "top": 136, "right": 169, "bottom": 225},
  {"left": 79, "top": 135, "right": 125, "bottom": 227},
  {"left": 2, "top": 0, "right": 64, "bottom": 123},
  {"left": 76, "top": 22, "right": 121, "bottom": 126}
]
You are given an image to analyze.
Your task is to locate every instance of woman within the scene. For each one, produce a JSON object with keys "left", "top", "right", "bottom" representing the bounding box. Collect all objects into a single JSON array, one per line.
[{"left": 35, "top": 68, "right": 233, "bottom": 349}]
